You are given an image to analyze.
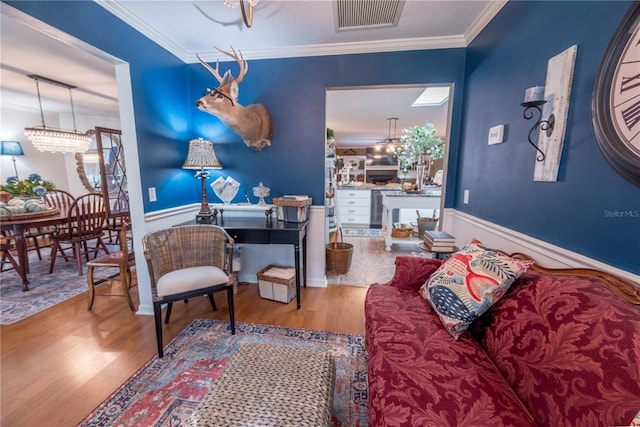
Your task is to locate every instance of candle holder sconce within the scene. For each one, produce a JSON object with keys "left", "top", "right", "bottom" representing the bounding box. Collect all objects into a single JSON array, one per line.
[
  {"left": 521, "top": 86, "right": 555, "bottom": 162},
  {"left": 521, "top": 101, "right": 554, "bottom": 162}
]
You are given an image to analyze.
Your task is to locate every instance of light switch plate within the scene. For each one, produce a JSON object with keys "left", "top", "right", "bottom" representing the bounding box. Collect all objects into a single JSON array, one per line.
[
  {"left": 148, "top": 187, "right": 157, "bottom": 202},
  {"left": 488, "top": 125, "right": 504, "bottom": 145}
]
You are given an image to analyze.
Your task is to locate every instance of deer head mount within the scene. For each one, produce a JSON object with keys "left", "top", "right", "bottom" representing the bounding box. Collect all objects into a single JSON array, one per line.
[{"left": 195, "top": 47, "right": 274, "bottom": 151}]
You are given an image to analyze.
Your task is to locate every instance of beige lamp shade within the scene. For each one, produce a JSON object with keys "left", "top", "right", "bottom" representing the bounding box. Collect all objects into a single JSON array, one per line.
[{"left": 182, "top": 138, "right": 222, "bottom": 170}]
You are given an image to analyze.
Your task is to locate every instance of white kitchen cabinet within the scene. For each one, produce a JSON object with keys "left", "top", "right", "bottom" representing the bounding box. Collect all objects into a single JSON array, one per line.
[{"left": 336, "top": 188, "right": 371, "bottom": 227}]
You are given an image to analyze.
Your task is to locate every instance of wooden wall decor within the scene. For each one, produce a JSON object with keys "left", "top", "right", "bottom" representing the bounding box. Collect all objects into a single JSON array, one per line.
[{"left": 534, "top": 45, "right": 577, "bottom": 182}]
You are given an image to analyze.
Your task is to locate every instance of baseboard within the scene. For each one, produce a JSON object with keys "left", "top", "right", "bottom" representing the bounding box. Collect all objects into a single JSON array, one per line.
[{"left": 444, "top": 209, "right": 640, "bottom": 286}]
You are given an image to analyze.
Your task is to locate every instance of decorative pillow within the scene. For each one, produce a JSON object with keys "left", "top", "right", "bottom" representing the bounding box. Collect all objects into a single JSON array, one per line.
[{"left": 420, "top": 238, "right": 534, "bottom": 339}]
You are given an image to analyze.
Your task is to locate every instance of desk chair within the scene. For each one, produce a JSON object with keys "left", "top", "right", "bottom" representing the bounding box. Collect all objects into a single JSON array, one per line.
[
  {"left": 87, "top": 221, "right": 136, "bottom": 311},
  {"left": 143, "top": 225, "right": 236, "bottom": 358}
]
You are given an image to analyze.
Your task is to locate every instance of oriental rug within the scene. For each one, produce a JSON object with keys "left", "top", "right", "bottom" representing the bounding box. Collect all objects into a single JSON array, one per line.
[
  {"left": 0, "top": 243, "right": 118, "bottom": 325},
  {"left": 79, "top": 319, "right": 369, "bottom": 427}
]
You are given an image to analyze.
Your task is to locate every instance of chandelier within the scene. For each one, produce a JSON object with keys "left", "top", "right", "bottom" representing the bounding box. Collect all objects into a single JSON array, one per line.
[
  {"left": 24, "top": 74, "right": 91, "bottom": 154},
  {"left": 224, "top": 0, "right": 259, "bottom": 27},
  {"left": 375, "top": 118, "right": 400, "bottom": 153}
]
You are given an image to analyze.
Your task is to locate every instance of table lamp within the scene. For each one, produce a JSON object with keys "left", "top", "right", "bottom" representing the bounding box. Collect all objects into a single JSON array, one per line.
[
  {"left": 182, "top": 138, "right": 222, "bottom": 223},
  {"left": 1, "top": 141, "right": 25, "bottom": 179}
]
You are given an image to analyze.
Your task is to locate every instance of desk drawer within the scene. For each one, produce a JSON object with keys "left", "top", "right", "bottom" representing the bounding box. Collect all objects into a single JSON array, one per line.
[{"left": 228, "top": 229, "right": 270, "bottom": 244}]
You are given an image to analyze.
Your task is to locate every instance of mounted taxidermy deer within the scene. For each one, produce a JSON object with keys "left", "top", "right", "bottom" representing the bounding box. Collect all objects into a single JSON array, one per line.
[{"left": 195, "top": 47, "right": 274, "bottom": 150}]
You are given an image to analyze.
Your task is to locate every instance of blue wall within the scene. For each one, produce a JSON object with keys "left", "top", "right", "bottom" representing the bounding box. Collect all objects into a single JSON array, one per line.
[
  {"left": 188, "top": 51, "right": 466, "bottom": 207},
  {"left": 6, "top": 1, "right": 465, "bottom": 211},
  {"left": 7, "top": 1, "right": 639, "bottom": 275},
  {"left": 458, "top": 0, "right": 640, "bottom": 274}
]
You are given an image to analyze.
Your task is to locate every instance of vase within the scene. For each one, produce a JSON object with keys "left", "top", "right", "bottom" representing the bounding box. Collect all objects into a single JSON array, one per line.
[{"left": 415, "top": 163, "right": 427, "bottom": 191}]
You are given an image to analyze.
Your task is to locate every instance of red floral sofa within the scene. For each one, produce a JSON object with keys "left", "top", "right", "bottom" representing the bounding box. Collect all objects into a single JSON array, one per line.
[{"left": 365, "top": 255, "right": 640, "bottom": 427}]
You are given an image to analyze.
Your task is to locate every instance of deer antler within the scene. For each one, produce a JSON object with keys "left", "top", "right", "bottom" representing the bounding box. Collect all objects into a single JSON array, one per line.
[
  {"left": 215, "top": 46, "right": 248, "bottom": 84},
  {"left": 196, "top": 53, "right": 229, "bottom": 84}
]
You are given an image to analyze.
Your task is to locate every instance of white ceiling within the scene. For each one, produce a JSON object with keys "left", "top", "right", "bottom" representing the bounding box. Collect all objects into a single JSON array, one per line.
[{"left": 0, "top": 0, "right": 505, "bottom": 146}]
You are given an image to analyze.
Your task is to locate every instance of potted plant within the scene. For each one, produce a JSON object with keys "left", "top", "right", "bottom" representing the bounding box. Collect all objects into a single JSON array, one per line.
[
  {"left": 0, "top": 173, "right": 55, "bottom": 198},
  {"left": 395, "top": 123, "right": 444, "bottom": 190}
]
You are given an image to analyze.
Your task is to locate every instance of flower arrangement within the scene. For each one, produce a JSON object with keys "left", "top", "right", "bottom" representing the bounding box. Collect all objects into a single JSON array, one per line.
[
  {"left": 1, "top": 173, "right": 55, "bottom": 197},
  {"left": 394, "top": 123, "right": 445, "bottom": 168}
]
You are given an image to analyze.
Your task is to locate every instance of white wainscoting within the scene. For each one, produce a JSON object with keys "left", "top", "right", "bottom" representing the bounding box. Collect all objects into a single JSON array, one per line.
[{"left": 442, "top": 209, "right": 640, "bottom": 285}]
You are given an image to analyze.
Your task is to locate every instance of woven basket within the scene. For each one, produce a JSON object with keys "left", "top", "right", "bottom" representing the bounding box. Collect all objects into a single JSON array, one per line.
[{"left": 326, "top": 228, "right": 353, "bottom": 274}]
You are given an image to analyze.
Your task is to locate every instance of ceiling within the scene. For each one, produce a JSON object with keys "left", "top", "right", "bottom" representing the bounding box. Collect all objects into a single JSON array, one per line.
[{"left": 0, "top": 0, "right": 505, "bottom": 146}]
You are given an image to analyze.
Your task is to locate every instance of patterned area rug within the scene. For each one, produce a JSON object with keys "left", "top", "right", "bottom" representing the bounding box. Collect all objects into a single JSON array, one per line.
[
  {"left": 342, "top": 228, "right": 382, "bottom": 237},
  {"left": 79, "top": 319, "right": 368, "bottom": 427},
  {"left": 0, "top": 243, "right": 118, "bottom": 325}
]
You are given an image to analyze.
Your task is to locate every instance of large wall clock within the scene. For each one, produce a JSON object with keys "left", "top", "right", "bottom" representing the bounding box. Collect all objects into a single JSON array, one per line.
[{"left": 592, "top": 2, "right": 640, "bottom": 187}]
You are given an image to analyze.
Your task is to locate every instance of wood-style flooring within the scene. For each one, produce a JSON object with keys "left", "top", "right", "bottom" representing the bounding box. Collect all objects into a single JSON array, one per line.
[{"left": 0, "top": 279, "right": 369, "bottom": 427}]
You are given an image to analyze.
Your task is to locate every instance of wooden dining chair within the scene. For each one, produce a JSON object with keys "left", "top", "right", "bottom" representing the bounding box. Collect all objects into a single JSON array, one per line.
[
  {"left": 87, "top": 221, "right": 136, "bottom": 311},
  {"left": 143, "top": 225, "right": 236, "bottom": 358},
  {"left": 0, "top": 236, "right": 29, "bottom": 290},
  {"left": 43, "top": 189, "right": 75, "bottom": 215},
  {"left": 26, "top": 189, "right": 76, "bottom": 258},
  {"left": 49, "top": 192, "right": 109, "bottom": 275}
]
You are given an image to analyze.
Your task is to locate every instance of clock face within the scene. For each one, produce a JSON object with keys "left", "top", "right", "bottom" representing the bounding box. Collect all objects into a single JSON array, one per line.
[
  {"left": 610, "top": 18, "right": 640, "bottom": 156},
  {"left": 592, "top": 2, "right": 640, "bottom": 187}
]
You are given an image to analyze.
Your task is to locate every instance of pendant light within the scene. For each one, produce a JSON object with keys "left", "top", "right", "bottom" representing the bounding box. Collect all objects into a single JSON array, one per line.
[{"left": 24, "top": 74, "right": 91, "bottom": 154}]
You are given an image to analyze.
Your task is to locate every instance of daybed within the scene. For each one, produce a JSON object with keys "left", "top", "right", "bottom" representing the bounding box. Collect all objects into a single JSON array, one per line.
[{"left": 365, "top": 240, "right": 640, "bottom": 426}]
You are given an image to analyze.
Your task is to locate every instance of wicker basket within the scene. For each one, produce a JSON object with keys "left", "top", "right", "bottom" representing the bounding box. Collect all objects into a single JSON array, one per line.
[
  {"left": 391, "top": 224, "right": 413, "bottom": 238},
  {"left": 326, "top": 228, "right": 353, "bottom": 274}
]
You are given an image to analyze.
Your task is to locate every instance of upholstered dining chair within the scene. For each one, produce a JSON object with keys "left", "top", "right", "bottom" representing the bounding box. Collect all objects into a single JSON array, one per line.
[
  {"left": 49, "top": 192, "right": 109, "bottom": 275},
  {"left": 143, "top": 225, "right": 236, "bottom": 358},
  {"left": 87, "top": 221, "right": 136, "bottom": 311}
]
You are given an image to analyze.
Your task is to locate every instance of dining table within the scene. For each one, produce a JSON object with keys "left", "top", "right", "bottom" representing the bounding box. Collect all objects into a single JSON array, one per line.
[{"left": 1, "top": 210, "right": 67, "bottom": 291}]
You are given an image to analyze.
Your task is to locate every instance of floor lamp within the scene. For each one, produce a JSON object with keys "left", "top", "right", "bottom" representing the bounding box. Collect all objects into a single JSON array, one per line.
[
  {"left": 182, "top": 138, "right": 222, "bottom": 223},
  {"left": 1, "top": 141, "right": 25, "bottom": 180}
]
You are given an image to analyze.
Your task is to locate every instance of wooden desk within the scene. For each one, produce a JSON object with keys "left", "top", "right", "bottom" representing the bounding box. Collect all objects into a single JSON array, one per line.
[
  {"left": 1, "top": 211, "right": 67, "bottom": 290},
  {"left": 381, "top": 191, "right": 441, "bottom": 251},
  {"left": 179, "top": 217, "right": 308, "bottom": 309}
]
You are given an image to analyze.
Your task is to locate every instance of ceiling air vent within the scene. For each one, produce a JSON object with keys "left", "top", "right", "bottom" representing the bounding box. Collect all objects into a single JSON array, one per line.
[{"left": 336, "top": 0, "right": 403, "bottom": 30}]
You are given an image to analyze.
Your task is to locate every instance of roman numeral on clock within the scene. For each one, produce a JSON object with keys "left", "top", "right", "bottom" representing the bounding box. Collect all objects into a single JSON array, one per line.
[
  {"left": 622, "top": 99, "right": 640, "bottom": 131},
  {"left": 621, "top": 72, "right": 640, "bottom": 92}
]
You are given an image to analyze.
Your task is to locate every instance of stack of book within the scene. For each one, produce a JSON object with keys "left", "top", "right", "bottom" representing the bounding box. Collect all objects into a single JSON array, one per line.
[{"left": 423, "top": 230, "right": 457, "bottom": 252}]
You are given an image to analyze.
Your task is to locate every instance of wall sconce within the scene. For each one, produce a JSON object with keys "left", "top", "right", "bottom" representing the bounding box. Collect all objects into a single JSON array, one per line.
[
  {"left": 182, "top": 138, "right": 223, "bottom": 223},
  {"left": 1, "top": 141, "right": 25, "bottom": 179},
  {"left": 521, "top": 86, "right": 555, "bottom": 162}
]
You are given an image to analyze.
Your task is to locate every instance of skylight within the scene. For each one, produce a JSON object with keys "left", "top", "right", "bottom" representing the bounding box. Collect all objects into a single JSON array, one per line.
[{"left": 412, "top": 86, "right": 450, "bottom": 107}]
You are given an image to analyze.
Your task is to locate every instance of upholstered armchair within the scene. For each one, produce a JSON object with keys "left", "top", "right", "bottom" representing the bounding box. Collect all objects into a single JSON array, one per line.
[{"left": 143, "top": 225, "right": 236, "bottom": 358}]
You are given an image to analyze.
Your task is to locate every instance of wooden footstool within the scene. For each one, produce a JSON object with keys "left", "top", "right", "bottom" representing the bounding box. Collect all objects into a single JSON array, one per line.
[{"left": 190, "top": 343, "right": 336, "bottom": 426}]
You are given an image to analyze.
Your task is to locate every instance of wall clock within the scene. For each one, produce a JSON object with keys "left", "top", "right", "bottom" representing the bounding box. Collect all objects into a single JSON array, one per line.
[{"left": 592, "top": 2, "right": 640, "bottom": 187}]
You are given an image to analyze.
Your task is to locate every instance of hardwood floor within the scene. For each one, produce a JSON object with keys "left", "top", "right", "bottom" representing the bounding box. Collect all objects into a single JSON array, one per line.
[{"left": 0, "top": 281, "right": 369, "bottom": 426}]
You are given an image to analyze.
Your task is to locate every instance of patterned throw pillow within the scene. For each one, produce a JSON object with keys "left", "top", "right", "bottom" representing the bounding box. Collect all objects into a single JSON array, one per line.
[{"left": 420, "top": 238, "right": 534, "bottom": 339}]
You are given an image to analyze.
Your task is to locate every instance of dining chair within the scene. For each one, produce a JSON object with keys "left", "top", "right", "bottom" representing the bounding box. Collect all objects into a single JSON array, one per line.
[
  {"left": 87, "top": 221, "right": 136, "bottom": 311},
  {"left": 143, "top": 225, "right": 236, "bottom": 358},
  {"left": 49, "top": 192, "right": 109, "bottom": 276},
  {"left": 26, "top": 189, "right": 76, "bottom": 258},
  {"left": 43, "top": 189, "right": 75, "bottom": 215},
  {"left": 0, "top": 236, "right": 29, "bottom": 290}
]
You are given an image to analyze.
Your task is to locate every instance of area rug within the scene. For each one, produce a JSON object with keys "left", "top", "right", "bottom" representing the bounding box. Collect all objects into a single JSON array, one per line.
[
  {"left": 79, "top": 319, "right": 368, "bottom": 426},
  {"left": 342, "top": 228, "right": 382, "bottom": 237},
  {"left": 0, "top": 243, "right": 118, "bottom": 325}
]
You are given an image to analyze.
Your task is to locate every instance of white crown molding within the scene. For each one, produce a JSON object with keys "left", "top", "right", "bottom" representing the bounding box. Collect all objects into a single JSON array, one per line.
[
  {"left": 95, "top": 0, "right": 479, "bottom": 64},
  {"left": 94, "top": 0, "right": 189, "bottom": 61},
  {"left": 464, "top": 0, "right": 508, "bottom": 44},
  {"left": 190, "top": 35, "right": 468, "bottom": 63}
]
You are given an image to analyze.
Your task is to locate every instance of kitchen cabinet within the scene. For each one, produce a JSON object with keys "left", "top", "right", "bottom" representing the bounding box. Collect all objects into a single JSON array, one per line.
[{"left": 336, "top": 188, "right": 370, "bottom": 227}]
